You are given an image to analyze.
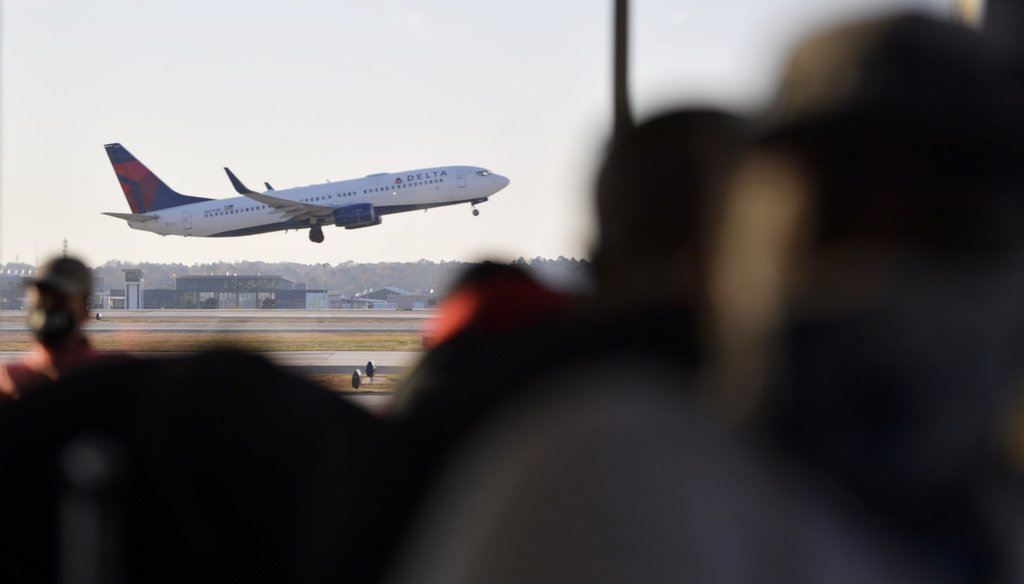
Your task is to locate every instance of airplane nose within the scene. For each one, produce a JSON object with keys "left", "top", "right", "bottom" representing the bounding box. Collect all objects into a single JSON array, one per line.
[{"left": 493, "top": 174, "right": 510, "bottom": 191}]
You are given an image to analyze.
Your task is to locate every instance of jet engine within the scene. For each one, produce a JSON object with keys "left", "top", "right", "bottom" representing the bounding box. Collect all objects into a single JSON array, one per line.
[{"left": 333, "top": 204, "right": 380, "bottom": 229}]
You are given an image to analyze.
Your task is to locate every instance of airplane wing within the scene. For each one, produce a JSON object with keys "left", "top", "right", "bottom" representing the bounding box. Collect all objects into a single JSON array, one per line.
[
  {"left": 224, "top": 167, "right": 334, "bottom": 221},
  {"left": 103, "top": 211, "right": 159, "bottom": 222}
]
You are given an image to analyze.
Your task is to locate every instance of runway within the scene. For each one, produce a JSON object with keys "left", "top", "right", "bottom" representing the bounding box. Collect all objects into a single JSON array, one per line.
[
  {"left": 1, "top": 309, "right": 431, "bottom": 334},
  {"left": 0, "top": 309, "right": 436, "bottom": 320},
  {"left": 0, "top": 350, "right": 419, "bottom": 371},
  {"left": 1, "top": 323, "right": 426, "bottom": 333}
]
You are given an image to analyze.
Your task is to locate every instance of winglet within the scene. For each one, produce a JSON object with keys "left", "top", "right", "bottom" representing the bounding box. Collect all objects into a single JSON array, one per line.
[
  {"left": 264, "top": 181, "right": 275, "bottom": 191},
  {"left": 224, "top": 167, "right": 258, "bottom": 195}
]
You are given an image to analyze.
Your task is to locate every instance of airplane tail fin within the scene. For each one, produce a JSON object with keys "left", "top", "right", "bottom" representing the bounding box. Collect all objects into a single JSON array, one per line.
[{"left": 105, "top": 143, "right": 213, "bottom": 212}]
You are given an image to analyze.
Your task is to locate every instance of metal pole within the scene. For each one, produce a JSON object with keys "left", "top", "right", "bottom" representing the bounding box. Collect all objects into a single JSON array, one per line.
[{"left": 613, "top": 0, "right": 634, "bottom": 143}]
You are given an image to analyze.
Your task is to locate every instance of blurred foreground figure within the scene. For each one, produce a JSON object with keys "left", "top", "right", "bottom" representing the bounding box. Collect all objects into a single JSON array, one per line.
[
  {"left": 749, "top": 13, "right": 1024, "bottom": 582},
  {"left": 417, "top": 261, "right": 573, "bottom": 351},
  {"left": 593, "top": 109, "right": 751, "bottom": 313},
  {"left": 0, "top": 350, "right": 382, "bottom": 583},
  {"left": 376, "top": 114, "right": 752, "bottom": 581},
  {"left": 392, "top": 13, "right": 1024, "bottom": 584},
  {"left": 394, "top": 260, "right": 577, "bottom": 418},
  {"left": 354, "top": 262, "right": 576, "bottom": 581},
  {"left": 0, "top": 257, "right": 110, "bottom": 401},
  {"left": 397, "top": 109, "right": 752, "bottom": 413},
  {"left": 388, "top": 111, "right": 756, "bottom": 583}
]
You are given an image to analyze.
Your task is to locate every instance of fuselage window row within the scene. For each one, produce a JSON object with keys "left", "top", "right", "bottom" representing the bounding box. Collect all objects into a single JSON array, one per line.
[{"left": 202, "top": 177, "right": 445, "bottom": 213}]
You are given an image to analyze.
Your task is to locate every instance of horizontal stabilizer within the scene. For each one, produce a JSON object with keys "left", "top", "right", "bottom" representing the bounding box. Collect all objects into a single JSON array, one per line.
[{"left": 103, "top": 211, "right": 159, "bottom": 222}]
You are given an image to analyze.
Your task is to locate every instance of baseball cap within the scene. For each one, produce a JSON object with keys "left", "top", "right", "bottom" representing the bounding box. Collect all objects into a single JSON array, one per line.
[
  {"left": 763, "top": 12, "right": 1024, "bottom": 253},
  {"left": 29, "top": 257, "right": 93, "bottom": 298}
]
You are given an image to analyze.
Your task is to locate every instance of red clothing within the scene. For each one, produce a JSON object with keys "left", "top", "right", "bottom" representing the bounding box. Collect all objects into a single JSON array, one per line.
[
  {"left": 424, "top": 270, "right": 574, "bottom": 349},
  {"left": 0, "top": 337, "right": 105, "bottom": 401}
]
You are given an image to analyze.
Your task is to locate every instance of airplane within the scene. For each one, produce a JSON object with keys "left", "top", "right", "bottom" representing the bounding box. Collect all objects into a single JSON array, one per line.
[{"left": 102, "top": 143, "right": 510, "bottom": 243}]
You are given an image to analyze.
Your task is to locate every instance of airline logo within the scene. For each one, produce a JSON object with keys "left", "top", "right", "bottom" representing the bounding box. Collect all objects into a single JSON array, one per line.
[
  {"left": 394, "top": 178, "right": 403, "bottom": 185},
  {"left": 114, "top": 160, "right": 160, "bottom": 213},
  {"left": 405, "top": 170, "right": 447, "bottom": 181}
]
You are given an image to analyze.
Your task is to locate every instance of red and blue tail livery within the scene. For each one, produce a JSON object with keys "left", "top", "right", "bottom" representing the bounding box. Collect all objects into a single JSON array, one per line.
[
  {"left": 105, "top": 143, "right": 212, "bottom": 213},
  {"left": 102, "top": 143, "right": 510, "bottom": 243}
]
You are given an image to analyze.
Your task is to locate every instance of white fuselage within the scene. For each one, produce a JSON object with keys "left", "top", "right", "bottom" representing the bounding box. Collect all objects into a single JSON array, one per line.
[{"left": 128, "top": 165, "right": 508, "bottom": 237}]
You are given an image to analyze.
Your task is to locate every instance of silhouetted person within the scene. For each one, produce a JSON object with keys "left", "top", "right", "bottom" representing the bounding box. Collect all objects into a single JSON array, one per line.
[
  {"left": 392, "top": 12, "right": 1024, "bottom": 584},
  {"left": 417, "top": 261, "right": 574, "bottom": 351},
  {"left": 593, "top": 109, "right": 751, "bottom": 311},
  {"left": 727, "top": 12, "right": 1024, "bottom": 582},
  {"left": 383, "top": 111, "right": 757, "bottom": 582},
  {"left": 396, "top": 110, "right": 754, "bottom": 419},
  {"left": 0, "top": 350, "right": 384, "bottom": 584},
  {"left": 392, "top": 259, "right": 577, "bottom": 462},
  {"left": 343, "top": 261, "right": 573, "bottom": 581},
  {"left": 0, "top": 257, "right": 112, "bottom": 401}
]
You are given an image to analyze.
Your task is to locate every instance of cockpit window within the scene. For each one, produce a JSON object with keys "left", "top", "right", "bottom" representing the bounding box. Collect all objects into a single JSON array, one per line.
[{"left": 476, "top": 170, "right": 491, "bottom": 176}]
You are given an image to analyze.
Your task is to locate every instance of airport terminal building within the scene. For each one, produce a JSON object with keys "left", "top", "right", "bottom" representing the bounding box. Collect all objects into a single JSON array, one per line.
[
  {"left": 106, "top": 274, "right": 328, "bottom": 310},
  {"left": 3, "top": 268, "right": 438, "bottom": 311},
  {"left": 173, "top": 275, "right": 299, "bottom": 309},
  {"left": 0, "top": 274, "right": 25, "bottom": 310}
]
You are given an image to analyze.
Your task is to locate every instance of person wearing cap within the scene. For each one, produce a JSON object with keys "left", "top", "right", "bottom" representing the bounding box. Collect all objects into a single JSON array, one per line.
[
  {"left": 715, "top": 13, "right": 1024, "bottom": 582},
  {"left": 0, "top": 256, "right": 104, "bottom": 401},
  {"left": 390, "top": 14, "right": 1024, "bottom": 584}
]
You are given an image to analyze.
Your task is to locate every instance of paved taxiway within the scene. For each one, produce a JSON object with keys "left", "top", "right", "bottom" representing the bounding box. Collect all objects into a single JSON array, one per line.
[
  {"left": 0, "top": 350, "right": 419, "bottom": 372},
  {"left": 2, "top": 323, "right": 424, "bottom": 333},
  {"left": 1, "top": 309, "right": 430, "bottom": 334},
  {"left": 1, "top": 309, "right": 437, "bottom": 320}
]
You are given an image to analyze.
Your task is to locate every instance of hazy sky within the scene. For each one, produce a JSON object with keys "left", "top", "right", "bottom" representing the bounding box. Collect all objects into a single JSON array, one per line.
[{"left": 1, "top": 0, "right": 953, "bottom": 268}]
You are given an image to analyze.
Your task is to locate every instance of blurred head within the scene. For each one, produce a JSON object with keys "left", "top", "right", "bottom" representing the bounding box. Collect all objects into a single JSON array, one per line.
[
  {"left": 768, "top": 13, "right": 1024, "bottom": 257},
  {"left": 593, "top": 110, "right": 753, "bottom": 307},
  {"left": 712, "top": 12, "right": 1024, "bottom": 526},
  {"left": 26, "top": 257, "right": 92, "bottom": 347},
  {"left": 425, "top": 262, "right": 572, "bottom": 348}
]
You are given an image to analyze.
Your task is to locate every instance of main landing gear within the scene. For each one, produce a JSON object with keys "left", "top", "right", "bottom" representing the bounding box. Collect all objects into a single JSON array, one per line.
[{"left": 309, "top": 225, "right": 324, "bottom": 243}]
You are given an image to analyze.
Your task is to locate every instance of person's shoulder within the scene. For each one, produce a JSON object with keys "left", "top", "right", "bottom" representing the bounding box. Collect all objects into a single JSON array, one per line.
[
  {"left": 0, "top": 359, "right": 52, "bottom": 398},
  {"left": 0, "top": 364, "right": 15, "bottom": 402}
]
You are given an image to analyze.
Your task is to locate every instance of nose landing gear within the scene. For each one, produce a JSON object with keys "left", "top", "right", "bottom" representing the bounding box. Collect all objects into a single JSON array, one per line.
[
  {"left": 309, "top": 226, "right": 324, "bottom": 243},
  {"left": 470, "top": 197, "right": 488, "bottom": 216}
]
